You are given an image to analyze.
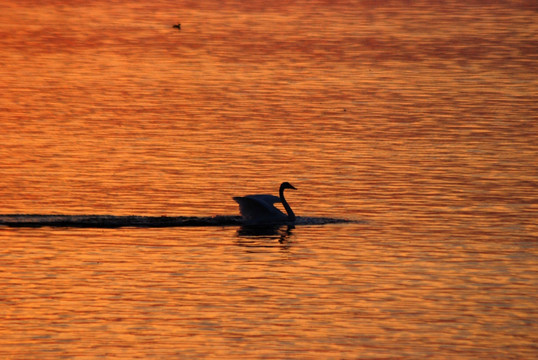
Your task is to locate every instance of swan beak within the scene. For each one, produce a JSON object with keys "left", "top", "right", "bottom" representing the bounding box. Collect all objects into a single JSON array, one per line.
[{"left": 289, "top": 184, "right": 297, "bottom": 190}]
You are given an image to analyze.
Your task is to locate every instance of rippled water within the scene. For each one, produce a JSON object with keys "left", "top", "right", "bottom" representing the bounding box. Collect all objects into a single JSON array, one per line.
[{"left": 1, "top": 0, "right": 537, "bottom": 358}]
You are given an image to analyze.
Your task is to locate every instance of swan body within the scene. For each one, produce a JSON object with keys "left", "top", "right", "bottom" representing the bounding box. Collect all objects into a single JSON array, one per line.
[{"left": 233, "top": 182, "right": 297, "bottom": 224}]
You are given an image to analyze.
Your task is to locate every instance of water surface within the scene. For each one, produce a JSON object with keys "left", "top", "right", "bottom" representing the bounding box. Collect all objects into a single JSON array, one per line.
[{"left": 1, "top": 0, "right": 537, "bottom": 358}]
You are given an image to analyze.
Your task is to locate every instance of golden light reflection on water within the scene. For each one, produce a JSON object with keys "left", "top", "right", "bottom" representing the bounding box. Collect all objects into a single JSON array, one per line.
[
  {"left": 1, "top": 226, "right": 536, "bottom": 358},
  {"left": 1, "top": 0, "right": 537, "bottom": 358}
]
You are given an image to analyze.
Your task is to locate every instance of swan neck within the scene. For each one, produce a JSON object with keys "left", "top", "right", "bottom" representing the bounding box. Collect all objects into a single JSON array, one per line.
[{"left": 279, "top": 186, "right": 296, "bottom": 221}]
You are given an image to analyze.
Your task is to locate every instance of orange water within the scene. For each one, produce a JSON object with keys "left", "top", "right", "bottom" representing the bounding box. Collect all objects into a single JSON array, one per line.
[{"left": 1, "top": 0, "right": 537, "bottom": 358}]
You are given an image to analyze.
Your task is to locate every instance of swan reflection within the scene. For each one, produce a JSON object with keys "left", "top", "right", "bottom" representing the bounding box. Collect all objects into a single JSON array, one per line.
[{"left": 235, "top": 225, "right": 294, "bottom": 249}]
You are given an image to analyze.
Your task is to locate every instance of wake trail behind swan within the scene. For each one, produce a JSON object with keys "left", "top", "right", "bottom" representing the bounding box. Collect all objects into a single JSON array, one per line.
[{"left": 0, "top": 214, "right": 357, "bottom": 228}]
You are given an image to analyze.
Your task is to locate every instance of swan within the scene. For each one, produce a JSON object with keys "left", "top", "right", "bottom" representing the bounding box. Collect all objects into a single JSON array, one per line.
[{"left": 233, "top": 182, "right": 297, "bottom": 224}]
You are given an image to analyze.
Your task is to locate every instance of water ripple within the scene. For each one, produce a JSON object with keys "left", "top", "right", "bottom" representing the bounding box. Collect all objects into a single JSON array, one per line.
[{"left": 0, "top": 214, "right": 356, "bottom": 228}]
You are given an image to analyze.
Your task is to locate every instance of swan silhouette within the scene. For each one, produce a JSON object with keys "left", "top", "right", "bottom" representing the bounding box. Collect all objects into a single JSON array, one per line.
[{"left": 233, "top": 182, "right": 297, "bottom": 224}]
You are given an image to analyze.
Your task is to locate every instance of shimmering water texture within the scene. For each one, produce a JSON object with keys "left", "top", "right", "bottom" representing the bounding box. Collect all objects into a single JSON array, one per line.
[{"left": 1, "top": 0, "right": 537, "bottom": 359}]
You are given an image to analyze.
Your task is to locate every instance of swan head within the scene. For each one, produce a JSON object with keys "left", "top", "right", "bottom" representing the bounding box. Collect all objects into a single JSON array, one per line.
[{"left": 280, "top": 182, "right": 297, "bottom": 191}]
